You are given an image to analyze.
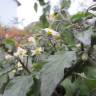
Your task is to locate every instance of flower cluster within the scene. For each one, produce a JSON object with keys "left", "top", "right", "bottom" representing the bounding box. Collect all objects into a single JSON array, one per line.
[
  {"left": 14, "top": 47, "right": 27, "bottom": 58},
  {"left": 31, "top": 47, "right": 43, "bottom": 56},
  {"left": 43, "top": 28, "right": 60, "bottom": 38}
]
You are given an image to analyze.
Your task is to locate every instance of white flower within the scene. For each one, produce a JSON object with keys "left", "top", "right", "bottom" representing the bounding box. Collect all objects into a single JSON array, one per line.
[
  {"left": 14, "top": 47, "right": 27, "bottom": 57},
  {"left": 17, "top": 62, "right": 23, "bottom": 70},
  {"left": 43, "top": 28, "right": 60, "bottom": 37},
  {"left": 5, "top": 54, "right": 13, "bottom": 60},
  {"left": 27, "top": 36, "right": 37, "bottom": 47},
  {"left": 76, "top": 43, "right": 81, "bottom": 48},
  {"left": 31, "top": 47, "right": 43, "bottom": 56},
  {"left": 28, "top": 36, "right": 36, "bottom": 43}
]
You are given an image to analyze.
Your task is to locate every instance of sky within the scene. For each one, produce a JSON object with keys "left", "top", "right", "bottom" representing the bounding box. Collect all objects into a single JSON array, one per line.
[
  {"left": 68, "top": 0, "right": 95, "bottom": 15},
  {"left": 0, "top": 0, "right": 17, "bottom": 26},
  {"left": 0, "top": 0, "right": 95, "bottom": 28},
  {"left": 17, "top": 0, "right": 96, "bottom": 29},
  {"left": 17, "top": 0, "right": 61, "bottom": 28}
]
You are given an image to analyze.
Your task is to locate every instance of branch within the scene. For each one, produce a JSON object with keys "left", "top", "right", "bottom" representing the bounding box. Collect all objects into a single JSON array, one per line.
[{"left": 17, "top": 57, "right": 31, "bottom": 74}]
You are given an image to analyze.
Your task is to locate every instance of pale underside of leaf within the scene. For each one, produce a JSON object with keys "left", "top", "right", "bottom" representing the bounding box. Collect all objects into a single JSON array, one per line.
[
  {"left": 74, "top": 28, "right": 93, "bottom": 45},
  {"left": 40, "top": 51, "right": 76, "bottom": 96},
  {"left": 3, "top": 76, "right": 33, "bottom": 96}
]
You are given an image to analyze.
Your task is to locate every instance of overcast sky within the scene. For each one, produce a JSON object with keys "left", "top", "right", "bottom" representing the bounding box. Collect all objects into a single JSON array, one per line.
[
  {"left": 17, "top": 0, "right": 60, "bottom": 28},
  {"left": 17, "top": 0, "right": 96, "bottom": 28},
  {"left": 0, "top": 0, "right": 95, "bottom": 28},
  {"left": 0, "top": 0, "right": 17, "bottom": 26}
]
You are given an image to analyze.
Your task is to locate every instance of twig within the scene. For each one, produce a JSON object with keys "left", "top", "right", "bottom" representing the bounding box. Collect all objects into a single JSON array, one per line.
[
  {"left": 26, "top": 56, "right": 29, "bottom": 68},
  {"left": 0, "top": 44, "right": 31, "bottom": 74},
  {"left": 17, "top": 57, "right": 31, "bottom": 74},
  {"left": 48, "top": 37, "right": 57, "bottom": 51},
  {"left": 0, "top": 66, "right": 22, "bottom": 77}
]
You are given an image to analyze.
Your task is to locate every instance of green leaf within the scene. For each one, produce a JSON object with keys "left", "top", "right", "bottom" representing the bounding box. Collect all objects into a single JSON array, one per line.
[
  {"left": 27, "top": 76, "right": 41, "bottom": 96},
  {"left": 90, "top": 6, "right": 96, "bottom": 11},
  {"left": 0, "top": 75, "right": 8, "bottom": 94},
  {"left": 85, "top": 66, "right": 96, "bottom": 79},
  {"left": 76, "top": 76, "right": 96, "bottom": 94},
  {"left": 71, "top": 12, "right": 93, "bottom": 22},
  {"left": 62, "top": 75, "right": 96, "bottom": 96},
  {"left": 74, "top": 73, "right": 96, "bottom": 95},
  {"left": 3, "top": 38, "right": 15, "bottom": 46},
  {"left": 62, "top": 79, "right": 77, "bottom": 96},
  {"left": 71, "top": 12, "right": 86, "bottom": 22},
  {"left": 74, "top": 28, "right": 93, "bottom": 45},
  {"left": 3, "top": 38, "right": 15, "bottom": 51},
  {"left": 61, "top": 30, "right": 75, "bottom": 48},
  {"left": 34, "top": 3, "right": 38, "bottom": 12},
  {"left": 40, "top": 51, "right": 76, "bottom": 96},
  {"left": 61, "top": 0, "right": 70, "bottom": 9},
  {"left": 43, "top": 3, "right": 50, "bottom": 13},
  {"left": 0, "top": 66, "right": 14, "bottom": 77},
  {"left": 38, "top": 0, "right": 45, "bottom": 6},
  {"left": 40, "top": 14, "right": 49, "bottom": 28},
  {"left": 3, "top": 76, "right": 33, "bottom": 96}
]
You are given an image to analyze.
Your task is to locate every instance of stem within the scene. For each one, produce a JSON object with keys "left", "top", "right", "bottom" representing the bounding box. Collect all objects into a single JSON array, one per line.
[
  {"left": 17, "top": 57, "right": 31, "bottom": 74},
  {"left": 48, "top": 37, "right": 57, "bottom": 51},
  {"left": 26, "top": 56, "right": 29, "bottom": 68},
  {"left": 0, "top": 66, "right": 24, "bottom": 78}
]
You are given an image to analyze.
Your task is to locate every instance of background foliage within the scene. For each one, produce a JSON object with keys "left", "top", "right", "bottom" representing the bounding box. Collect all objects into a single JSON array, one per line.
[{"left": 0, "top": 0, "right": 96, "bottom": 96}]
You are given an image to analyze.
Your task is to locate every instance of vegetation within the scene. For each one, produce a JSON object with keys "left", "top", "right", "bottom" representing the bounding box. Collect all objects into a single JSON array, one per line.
[{"left": 0, "top": 0, "right": 96, "bottom": 96}]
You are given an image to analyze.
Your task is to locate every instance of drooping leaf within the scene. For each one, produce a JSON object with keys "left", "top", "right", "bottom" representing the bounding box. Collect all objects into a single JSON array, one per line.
[
  {"left": 61, "top": 0, "right": 70, "bottom": 9},
  {"left": 34, "top": 3, "right": 38, "bottom": 12},
  {"left": 40, "top": 51, "right": 76, "bottom": 96},
  {"left": 90, "top": 6, "right": 96, "bottom": 11},
  {"left": 74, "top": 28, "right": 93, "bottom": 45},
  {"left": 3, "top": 76, "right": 33, "bottom": 96},
  {"left": 27, "top": 76, "right": 41, "bottom": 96},
  {"left": 38, "top": 0, "right": 45, "bottom": 6},
  {"left": 43, "top": 3, "right": 50, "bottom": 13},
  {"left": 40, "top": 14, "right": 49, "bottom": 28}
]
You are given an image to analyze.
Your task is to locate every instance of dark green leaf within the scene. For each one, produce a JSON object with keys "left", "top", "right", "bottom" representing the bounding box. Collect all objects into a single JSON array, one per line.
[
  {"left": 85, "top": 67, "right": 96, "bottom": 79},
  {"left": 61, "top": 0, "right": 70, "bottom": 9},
  {"left": 90, "top": 6, "right": 96, "bottom": 11},
  {"left": 38, "top": 0, "right": 45, "bottom": 6},
  {"left": 40, "top": 14, "right": 49, "bottom": 28},
  {"left": 43, "top": 3, "right": 50, "bottom": 13},
  {"left": 34, "top": 3, "right": 38, "bottom": 12},
  {"left": 27, "top": 76, "right": 41, "bottom": 96},
  {"left": 62, "top": 79, "right": 77, "bottom": 96}
]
